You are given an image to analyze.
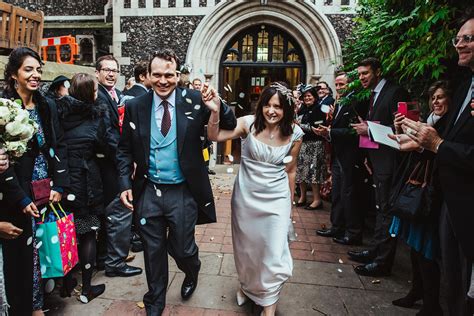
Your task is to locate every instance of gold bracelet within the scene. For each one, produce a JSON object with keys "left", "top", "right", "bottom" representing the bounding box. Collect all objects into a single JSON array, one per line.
[{"left": 208, "top": 119, "right": 220, "bottom": 125}]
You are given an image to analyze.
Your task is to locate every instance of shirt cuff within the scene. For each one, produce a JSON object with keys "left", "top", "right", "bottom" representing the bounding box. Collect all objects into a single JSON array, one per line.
[
  {"left": 19, "top": 197, "right": 33, "bottom": 210},
  {"left": 51, "top": 186, "right": 63, "bottom": 193}
]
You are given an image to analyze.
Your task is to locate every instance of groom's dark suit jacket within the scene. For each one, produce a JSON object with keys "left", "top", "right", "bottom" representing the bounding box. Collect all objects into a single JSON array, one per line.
[
  {"left": 436, "top": 72, "right": 474, "bottom": 260},
  {"left": 117, "top": 87, "right": 237, "bottom": 224}
]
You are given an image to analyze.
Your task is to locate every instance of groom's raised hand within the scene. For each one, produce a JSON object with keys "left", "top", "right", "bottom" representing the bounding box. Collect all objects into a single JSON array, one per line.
[{"left": 201, "top": 83, "right": 220, "bottom": 113}]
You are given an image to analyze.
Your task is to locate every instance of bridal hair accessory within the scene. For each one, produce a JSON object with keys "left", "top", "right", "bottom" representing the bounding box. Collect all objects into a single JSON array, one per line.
[{"left": 270, "top": 82, "right": 294, "bottom": 105}]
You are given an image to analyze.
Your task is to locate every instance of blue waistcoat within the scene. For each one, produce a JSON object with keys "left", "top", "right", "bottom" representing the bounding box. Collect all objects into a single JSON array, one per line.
[{"left": 148, "top": 102, "right": 185, "bottom": 184}]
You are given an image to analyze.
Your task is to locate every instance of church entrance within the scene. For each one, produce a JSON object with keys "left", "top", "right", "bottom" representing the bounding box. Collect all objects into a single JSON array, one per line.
[{"left": 217, "top": 24, "right": 306, "bottom": 163}]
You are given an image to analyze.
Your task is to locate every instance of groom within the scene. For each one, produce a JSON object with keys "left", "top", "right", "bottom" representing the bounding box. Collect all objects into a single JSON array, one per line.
[{"left": 117, "top": 48, "right": 236, "bottom": 315}]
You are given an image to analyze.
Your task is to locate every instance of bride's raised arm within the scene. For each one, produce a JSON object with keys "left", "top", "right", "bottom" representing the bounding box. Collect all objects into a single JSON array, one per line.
[{"left": 207, "top": 112, "right": 248, "bottom": 142}]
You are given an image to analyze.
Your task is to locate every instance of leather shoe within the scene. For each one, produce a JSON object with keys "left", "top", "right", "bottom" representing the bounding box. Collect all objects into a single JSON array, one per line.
[
  {"left": 304, "top": 202, "right": 323, "bottom": 210},
  {"left": 316, "top": 228, "right": 343, "bottom": 238},
  {"left": 354, "top": 263, "right": 390, "bottom": 277},
  {"left": 295, "top": 201, "right": 307, "bottom": 207},
  {"left": 347, "top": 249, "right": 374, "bottom": 264},
  {"left": 105, "top": 264, "right": 142, "bottom": 277},
  {"left": 333, "top": 236, "right": 362, "bottom": 246},
  {"left": 181, "top": 275, "right": 198, "bottom": 300}
]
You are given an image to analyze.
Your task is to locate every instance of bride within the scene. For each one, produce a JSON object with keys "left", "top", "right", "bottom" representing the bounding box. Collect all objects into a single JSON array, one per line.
[{"left": 207, "top": 82, "right": 303, "bottom": 316}]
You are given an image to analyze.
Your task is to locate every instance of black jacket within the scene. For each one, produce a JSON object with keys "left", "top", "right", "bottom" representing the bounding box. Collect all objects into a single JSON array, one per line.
[
  {"left": 56, "top": 96, "right": 116, "bottom": 216},
  {"left": 435, "top": 72, "right": 474, "bottom": 260},
  {"left": 96, "top": 84, "right": 121, "bottom": 205},
  {"left": 330, "top": 98, "right": 368, "bottom": 169},
  {"left": 123, "top": 84, "right": 148, "bottom": 98},
  {"left": 366, "top": 80, "right": 410, "bottom": 176},
  {"left": 117, "top": 88, "right": 237, "bottom": 224},
  {"left": 0, "top": 90, "right": 69, "bottom": 218},
  {"left": 0, "top": 89, "right": 69, "bottom": 315},
  {"left": 298, "top": 103, "right": 328, "bottom": 142}
]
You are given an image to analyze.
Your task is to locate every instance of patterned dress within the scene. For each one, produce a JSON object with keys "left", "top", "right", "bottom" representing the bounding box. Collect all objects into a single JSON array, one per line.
[{"left": 28, "top": 108, "right": 47, "bottom": 311}]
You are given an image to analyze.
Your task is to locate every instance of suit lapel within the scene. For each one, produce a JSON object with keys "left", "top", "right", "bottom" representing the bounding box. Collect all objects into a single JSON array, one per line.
[
  {"left": 138, "top": 91, "right": 153, "bottom": 167},
  {"left": 175, "top": 87, "right": 189, "bottom": 155},
  {"left": 369, "top": 84, "right": 388, "bottom": 121},
  {"left": 444, "top": 78, "right": 472, "bottom": 140},
  {"left": 99, "top": 84, "right": 119, "bottom": 119}
]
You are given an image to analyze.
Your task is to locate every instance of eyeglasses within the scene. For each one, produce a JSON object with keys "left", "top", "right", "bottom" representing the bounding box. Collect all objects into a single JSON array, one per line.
[
  {"left": 100, "top": 68, "right": 119, "bottom": 74},
  {"left": 451, "top": 35, "right": 474, "bottom": 46}
]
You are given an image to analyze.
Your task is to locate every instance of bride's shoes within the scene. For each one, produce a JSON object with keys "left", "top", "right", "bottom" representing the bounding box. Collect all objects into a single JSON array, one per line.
[{"left": 236, "top": 288, "right": 248, "bottom": 306}]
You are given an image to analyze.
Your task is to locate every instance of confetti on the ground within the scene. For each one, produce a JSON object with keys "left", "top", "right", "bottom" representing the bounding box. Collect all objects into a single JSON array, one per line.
[
  {"left": 227, "top": 167, "right": 234, "bottom": 174},
  {"left": 126, "top": 254, "right": 136, "bottom": 262},
  {"left": 337, "top": 269, "right": 343, "bottom": 273},
  {"left": 136, "top": 301, "right": 145, "bottom": 309},
  {"left": 338, "top": 259, "right": 344, "bottom": 264},
  {"left": 210, "top": 237, "right": 214, "bottom": 241},
  {"left": 311, "top": 249, "right": 315, "bottom": 255},
  {"left": 371, "top": 279, "right": 381, "bottom": 284},
  {"left": 228, "top": 154, "right": 234, "bottom": 162}
]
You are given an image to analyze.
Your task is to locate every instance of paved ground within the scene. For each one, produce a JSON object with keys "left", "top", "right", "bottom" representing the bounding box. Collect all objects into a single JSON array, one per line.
[{"left": 44, "top": 167, "right": 416, "bottom": 315}]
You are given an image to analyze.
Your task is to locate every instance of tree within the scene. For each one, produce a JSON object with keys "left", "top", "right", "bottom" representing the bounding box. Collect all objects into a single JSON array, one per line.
[{"left": 342, "top": 0, "right": 469, "bottom": 101}]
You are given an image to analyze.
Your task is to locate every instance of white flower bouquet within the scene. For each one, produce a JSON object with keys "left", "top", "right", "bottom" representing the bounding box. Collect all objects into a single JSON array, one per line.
[{"left": 0, "top": 98, "right": 38, "bottom": 158}]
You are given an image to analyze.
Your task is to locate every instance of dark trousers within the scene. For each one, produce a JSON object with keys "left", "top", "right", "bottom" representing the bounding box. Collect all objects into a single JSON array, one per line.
[
  {"left": 408, "top": 248, "right": 442, "bottom": 314},
  {"left": 137, "top": 181, "right": 201, "bottom": 315},
  {"left": 330, "top": 158, "right": 362, "bottom": 238},
  {"left": 439, "top": 202, "right": 472, "bottom": 316},
  {"left": 105, "top": 195, "right": 133, "bottom": 270},
  {"left": 371, "top": 173, "right": 397, "bottom": 268}
]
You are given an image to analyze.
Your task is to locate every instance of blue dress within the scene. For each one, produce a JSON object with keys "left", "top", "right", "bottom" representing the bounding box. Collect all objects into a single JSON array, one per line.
[{"left": 28, "top": 108, "right": 48, "bottom": 311}]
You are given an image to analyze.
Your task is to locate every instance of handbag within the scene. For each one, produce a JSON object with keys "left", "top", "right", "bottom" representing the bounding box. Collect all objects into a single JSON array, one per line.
[
  {"left": 392, "top": 160, "right": 434, "bottom": 221},
  {"left": 37, "top": 203, "right": 78, "bottom": 278},
  {"left": 30, "top": 178, "right": 51, "bottom": 206}
]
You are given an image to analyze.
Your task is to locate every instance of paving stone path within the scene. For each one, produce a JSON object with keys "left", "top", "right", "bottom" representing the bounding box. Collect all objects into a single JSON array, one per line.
[{"left": 45, "top": 171, "right": 415, "bottom": 315}]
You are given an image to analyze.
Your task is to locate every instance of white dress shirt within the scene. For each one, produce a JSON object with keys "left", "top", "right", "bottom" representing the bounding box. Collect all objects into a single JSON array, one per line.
[{"left": 153, "top": 90, "right": 176, "bottom": 131}]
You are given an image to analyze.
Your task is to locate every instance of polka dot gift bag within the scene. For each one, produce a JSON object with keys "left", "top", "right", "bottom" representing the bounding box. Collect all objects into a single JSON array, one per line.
[{"left": 36, "top": 203, "right": 79, "bottom": 278}]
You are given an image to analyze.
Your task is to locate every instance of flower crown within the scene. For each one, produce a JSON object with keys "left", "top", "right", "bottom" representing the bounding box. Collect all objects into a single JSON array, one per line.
[{"left": 270, "top": 82, "right": 294, "bottom": 105}]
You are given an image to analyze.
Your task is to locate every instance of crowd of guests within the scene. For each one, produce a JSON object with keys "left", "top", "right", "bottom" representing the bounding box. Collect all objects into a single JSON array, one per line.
[{"left": 0, "top": 8, "right": 472, "bottom": 316}]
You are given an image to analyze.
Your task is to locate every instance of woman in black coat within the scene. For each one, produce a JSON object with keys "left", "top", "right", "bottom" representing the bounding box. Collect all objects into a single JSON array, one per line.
[
  {"left": 295, "top": 85, "right": 329, "bottom": 210},
  {"left": 1, "top": 48, "right": 69, "bottom": 315},
  {"left": 55, "top": 73, "right": 116, "bottom": 303}
]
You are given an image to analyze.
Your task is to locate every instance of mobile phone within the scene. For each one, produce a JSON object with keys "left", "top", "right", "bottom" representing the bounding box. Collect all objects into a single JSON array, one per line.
[{"left": 397, "top": 102, "right": 420, "bottom": 121}]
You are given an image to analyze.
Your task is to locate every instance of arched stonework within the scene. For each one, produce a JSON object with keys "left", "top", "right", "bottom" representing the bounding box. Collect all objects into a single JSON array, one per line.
[{"left": 186, "top": 0, "right": 342, "bottom": 86}]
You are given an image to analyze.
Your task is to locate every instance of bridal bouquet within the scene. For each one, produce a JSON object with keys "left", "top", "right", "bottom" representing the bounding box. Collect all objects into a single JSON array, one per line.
[{"left": 0, "top": 98, "right": 38, "bottom": 157}]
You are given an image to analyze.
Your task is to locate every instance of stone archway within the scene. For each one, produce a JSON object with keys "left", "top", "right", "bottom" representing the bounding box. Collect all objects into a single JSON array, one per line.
[{"left": 186, "top": 0, "right": 342, "bottom": 86}]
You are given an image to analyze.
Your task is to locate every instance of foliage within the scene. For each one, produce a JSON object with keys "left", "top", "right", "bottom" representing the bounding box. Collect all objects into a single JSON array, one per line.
[{"left": 342, "top": 0, "right": 466, "bottom": 100}]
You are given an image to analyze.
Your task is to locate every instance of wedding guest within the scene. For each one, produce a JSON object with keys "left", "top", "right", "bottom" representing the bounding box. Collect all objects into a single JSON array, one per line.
[
  {"left": 1, "top": 47, "right": 68, "bottom": 315},
  {"left": 295, "top": 85, "right": 327, "bottom": 210},
  {"left": 389, "top": 80, "right": 452, "bottom": 316},
  {"left": 56, "top": 73, "right": 116, "bottom": 303},
  {"left": 395, "top": 11, "right": 474, "bottom": 314},
  {"left": 208, "top": 82, "right": 303, "bottom": 316}
]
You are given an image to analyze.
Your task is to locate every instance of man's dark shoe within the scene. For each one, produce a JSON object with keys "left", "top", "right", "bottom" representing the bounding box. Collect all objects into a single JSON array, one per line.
[
  {"left": 392, "top": 291, "right": 422, "bottom": 308},
  {"left": 96, "top": 260, "right": 105, "bottom": 271},
  {"left": 105, "top": 264, "right": 142, "bottom": 277},
  {"left": 207, "top": 169, "right": 216, "bottom": 175},
  {"left": 316, "top": 228, "right": 343, "bottom": 238},
  {"left": 131, "top": 240, "right": 144, "bottom": 252},
  {"left": 347, "top": 249, "right": 374, "bottom": 264},
  {"left": 181, "top": 275, "right": 198, "bottom": 300},
  {"left": 333, "top": 236, "right": 363, "bottom": 246},
  {"left": 354, "top": 263, "right": 391, "bottom": 277}
]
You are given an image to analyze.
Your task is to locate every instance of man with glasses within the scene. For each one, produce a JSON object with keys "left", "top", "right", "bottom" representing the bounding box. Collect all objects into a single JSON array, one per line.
[
  {"left": 95, "top": 55, "right": 143, "bottom": 278},
  {"left": 396, "top": 9, "right": 474, "bottom": 315}
]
